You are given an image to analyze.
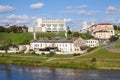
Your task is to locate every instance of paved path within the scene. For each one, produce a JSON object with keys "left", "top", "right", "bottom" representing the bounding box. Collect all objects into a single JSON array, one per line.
[{"left": 103, "top": 41, "right": 120, "bottom": 49}]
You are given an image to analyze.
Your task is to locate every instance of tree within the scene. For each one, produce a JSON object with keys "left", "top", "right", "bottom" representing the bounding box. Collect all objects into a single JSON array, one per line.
[
  {"left": 0, "top": 26, "right": 5, "bottom": 32},
  {"left": 91, "top": 57, "right": 96, "bottom": 63},
  {"left": 67, "top": 30, "right": 72, "bottom": 34},
  {"left": 67, "top": 26, "right": 72, "bottom": 34},
  {"left": 73, "top": 32, "right": 80, "bottom": 37},
  {"left": 113, "top": 25, "right": 118, "bottom": 30},
  {"left": 109, "top": 36, "right": 118, "bottom": 42},
  {"left": 80, "top": 31, "right": 93, "bottom": 39}
]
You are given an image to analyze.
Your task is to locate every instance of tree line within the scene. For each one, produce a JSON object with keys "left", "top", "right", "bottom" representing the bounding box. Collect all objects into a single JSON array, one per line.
[
  {"left": 113, "top": 25, "right": 120, "bottom": 30},
  {"left": 0, "top": 25, "right": 28, "bottom": 33}
]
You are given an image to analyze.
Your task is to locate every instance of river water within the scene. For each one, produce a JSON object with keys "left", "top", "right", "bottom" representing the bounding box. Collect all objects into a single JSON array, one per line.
[{"left": 0, "top": 64, "right": 120, "bottom": 80}]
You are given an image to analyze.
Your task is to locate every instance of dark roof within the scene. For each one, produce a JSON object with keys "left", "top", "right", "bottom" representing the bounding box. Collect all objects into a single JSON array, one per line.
[{"left": 31, "top": 37, "right": 79, "bottom": 43}]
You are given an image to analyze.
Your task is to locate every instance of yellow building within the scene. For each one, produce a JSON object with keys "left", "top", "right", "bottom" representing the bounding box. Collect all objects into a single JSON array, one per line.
[
  {"left": 89, "top": 23, "right": 115, "bottom": 39},
  {"left": 94, "top": 30, "right": 111, "bottom": 39}
]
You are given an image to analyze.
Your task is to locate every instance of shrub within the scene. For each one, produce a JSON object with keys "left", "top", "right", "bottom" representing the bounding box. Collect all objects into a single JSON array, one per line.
[
  {"left": 41, "top": 52, "right": 45, "bottom": 55},
  {"left": 46, "top": 51, "right": 56, "bottom": 57},
  {"left": 109, "top": 36, "right": 118, "bottom": 42},
  {"left": 73, "top": 53, "right": 80, "bottom": 56},
  {"left": 87, "top": 47, "right": 97, "bottom": 52},
  {"left": 31, "top": 51, "right": 35, "bottom": 54},
  {"left": 91, "top": 57, "right": 96, "bottom": 63}
]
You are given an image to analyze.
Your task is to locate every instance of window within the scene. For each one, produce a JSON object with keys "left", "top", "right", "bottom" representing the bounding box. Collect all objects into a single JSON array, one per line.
[
  {"left": 59, "top": 24, "right": 64, "bottom": 27},
  {"left": 41, "top": 24, "right": 45, "bottom": 27},
  {"left": 65, "top": 44, "right": 67, "bottom": 47},
  {"left": 34, "top": 44, "right": 39, "bottom": 48},
  {"left": 53, "top": 24, "right": 57, "bottom": 27},
  {"left": 46, "top": 24, "right": 51, "bottom": 27}
]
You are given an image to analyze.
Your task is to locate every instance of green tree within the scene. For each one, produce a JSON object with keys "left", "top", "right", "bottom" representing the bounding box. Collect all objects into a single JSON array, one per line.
[
  {"left": 73, "top": 32, "right": 80, "bottom": 37},
  {"left": 80, "top": 31, "right": 93, "bottom": 39},
  {"left": 91, "top": 57, "right": 96, "bottom": 63},
  {"left": 0, "top": 26, "right": 5, "bottom": 32},
  {"left": 109, "top": 36, "right": 118, "bottom": 42}
]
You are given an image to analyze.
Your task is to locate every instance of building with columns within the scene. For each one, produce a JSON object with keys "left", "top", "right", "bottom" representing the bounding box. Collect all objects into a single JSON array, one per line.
[
  {"left": 36, "top": 18, "right": 66, "bottom": 32},
  {"left": 28, "top": 18, "right": 66, "bottom": 32}
]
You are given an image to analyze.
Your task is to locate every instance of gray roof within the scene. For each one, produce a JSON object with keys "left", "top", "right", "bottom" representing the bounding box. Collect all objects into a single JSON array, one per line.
[{"left": 31, "top": 37, "right": 79, "bottom": 43}]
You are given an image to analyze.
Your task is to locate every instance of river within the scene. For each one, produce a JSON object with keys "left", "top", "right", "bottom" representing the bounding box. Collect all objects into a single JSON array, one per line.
[{"left": 0, "top": 64, "right": 120, "bottom": 80}]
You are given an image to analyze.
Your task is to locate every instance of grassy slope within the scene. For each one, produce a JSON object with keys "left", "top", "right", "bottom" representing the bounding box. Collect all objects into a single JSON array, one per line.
[
  {"left": 42, "top": 48, "right": 120, "bottom": 69},
  {"left": 79, "top": 48, "right": 120, "bottom": 59},
  {"left": 37, "top": 32, "right": 73, "bottom": 38},
  {"left": 0, "top": 32, "right": 74, "bottom": 45},
  {"left": 0, "top": 33, "right": 33, "bottom": 45},
  {"left": 0, "top": 48, "right": 120, "bottom": 69}
]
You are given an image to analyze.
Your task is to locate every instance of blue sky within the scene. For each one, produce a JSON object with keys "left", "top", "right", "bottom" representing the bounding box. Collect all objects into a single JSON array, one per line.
[{"left": 0, "top": 0, "right": 120, "bottom": 30}]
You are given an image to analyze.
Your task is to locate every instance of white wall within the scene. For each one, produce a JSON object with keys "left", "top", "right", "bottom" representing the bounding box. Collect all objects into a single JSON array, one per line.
[
  {"left": 30, "top": 42, "right": 75, "bottom": 52},
  {"left": 86, "top": 39, "right": 99, "bottom": 47}
]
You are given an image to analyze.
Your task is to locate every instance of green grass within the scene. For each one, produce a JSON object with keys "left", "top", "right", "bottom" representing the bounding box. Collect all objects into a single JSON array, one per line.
[
  {"left": 0, "top": 48, "right": 120, "bottom": 69},
  {"left": 114, "top": 44, "right": 120, "bottom": 48},
  {"left": 0, "top": 32, "right": 33, "bottom": 45},
  {"left": 0, "top": 32, "right": 74, "bottom": 46},
  {"left": 79, "top": 48, "right": 120, "bottom": 59},
  {"left": 115, "top": 30, "right": 120, "bottom": 34},
  {"left": 37, "top": 32, "right": 74, "bottom": 38}
]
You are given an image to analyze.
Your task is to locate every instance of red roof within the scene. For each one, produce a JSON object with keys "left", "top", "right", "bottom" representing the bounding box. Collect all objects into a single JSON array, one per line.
[
  {"left": 97, "top": 23, "right": 112, "bottom": 25},
  {"left": 91, "top": 23, "right": 112, "bottom": 27}
]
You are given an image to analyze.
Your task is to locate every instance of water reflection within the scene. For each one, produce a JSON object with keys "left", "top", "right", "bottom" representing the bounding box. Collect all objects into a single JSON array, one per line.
[{"left": 0, "top": 64, "right": 120, "bottom": 80}]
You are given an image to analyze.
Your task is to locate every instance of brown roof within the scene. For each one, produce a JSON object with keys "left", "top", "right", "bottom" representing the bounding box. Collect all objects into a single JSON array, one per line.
[{"left": 31, "top": 37, "right": 79, "bottom": 43}]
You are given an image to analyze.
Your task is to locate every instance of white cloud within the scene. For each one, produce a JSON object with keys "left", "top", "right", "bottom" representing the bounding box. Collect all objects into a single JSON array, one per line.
[
  {"left": 8, "top": 14, "right": 29, "bottom": 20},
  {"left": 65, "top": 18, "right": 72, "bottom": 22},
  {"left": 0, "top": 14, "right": 37, "bottom": 26},
  {"left": 106, "top": 6, "right": 120, "bottom": 14},
  {"left": 66, "top": 6, "right": 73, "bottom": 9},
  {"left": 30, "top": 3, "right": 44, "bottom": 9},
  {"left": 87, "top": 11, "right": 98, "bottom": 16},
  {"left": 66, "top": 4, "right": 87, "bottom": 10},
  {"left": 76, "top": 5, "right": 87, "bottom": 9},
  {"left": 78, "top": 10, "right": 86, "bottom": 15},
  {"left": 0, "top": 5, "right": 15, "bottom": 12}
]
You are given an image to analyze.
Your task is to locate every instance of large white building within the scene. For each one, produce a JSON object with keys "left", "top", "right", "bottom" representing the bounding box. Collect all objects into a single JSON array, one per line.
[
  {"left": 28, "top": 18, "right": 66, "bottom": 32},
  {"left": 36, "top": 18, "right": 66, "bottom": 32},
  {"left": 30, "top": 37, "right": 86, "bottom": 54}
]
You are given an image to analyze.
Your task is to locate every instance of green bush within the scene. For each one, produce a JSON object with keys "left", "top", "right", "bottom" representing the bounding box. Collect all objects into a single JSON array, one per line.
[
  {"left": 73, "top": 53, "right": 80, "bottom": 56},
  {"left": 41, "top": 52, "right": 45, "bottom": 55},
  {"left": 91, "top": 57, "right": 96, "bottom": 63},
  {"left": 87, "top": 47, "right": 97, "bottom": 52},
  {"left": 109, "top": 36, "right": 118, "bottom": 42},
  {"left": 46, "top": 51, "right": 56, "bottom": 57}
]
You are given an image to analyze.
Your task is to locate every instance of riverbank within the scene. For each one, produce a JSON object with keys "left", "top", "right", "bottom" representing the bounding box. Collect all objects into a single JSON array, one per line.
[{"left": 0, "top": 48, "right": 120, "bottom": 70}]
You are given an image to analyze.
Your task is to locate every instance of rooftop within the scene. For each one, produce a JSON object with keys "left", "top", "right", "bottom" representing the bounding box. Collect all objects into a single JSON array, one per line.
[
  {"left": 31, "top": 37, "right": 79, "bottom": 43},
  {"left": 91, "top": 23, "right": 113, "bottom": 27}
]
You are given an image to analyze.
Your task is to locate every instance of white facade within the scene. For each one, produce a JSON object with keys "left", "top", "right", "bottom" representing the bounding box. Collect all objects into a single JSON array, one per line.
[
  {"left": 36, "top": 18, "right": 66, "bottom": 32},
  {"left": 30, "top": 37, "right": 86, "bottom": 54},
  {"left": 28, "top": 27, "right": 34, "bottom": 32},
  {"left": 86, "top": 39, "right": 99, "bottom": 47},
  {"left": 31, "top": 42, "right": 74, "bottom": 52}
]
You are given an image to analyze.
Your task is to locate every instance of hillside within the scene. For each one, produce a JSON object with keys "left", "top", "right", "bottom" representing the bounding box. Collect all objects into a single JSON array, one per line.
[
  {"left": 0, "top": 32, "right": 73, "bottom": 45},
  {"left": 0, "top": 33, "right": 33, "bottom": 45}
]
